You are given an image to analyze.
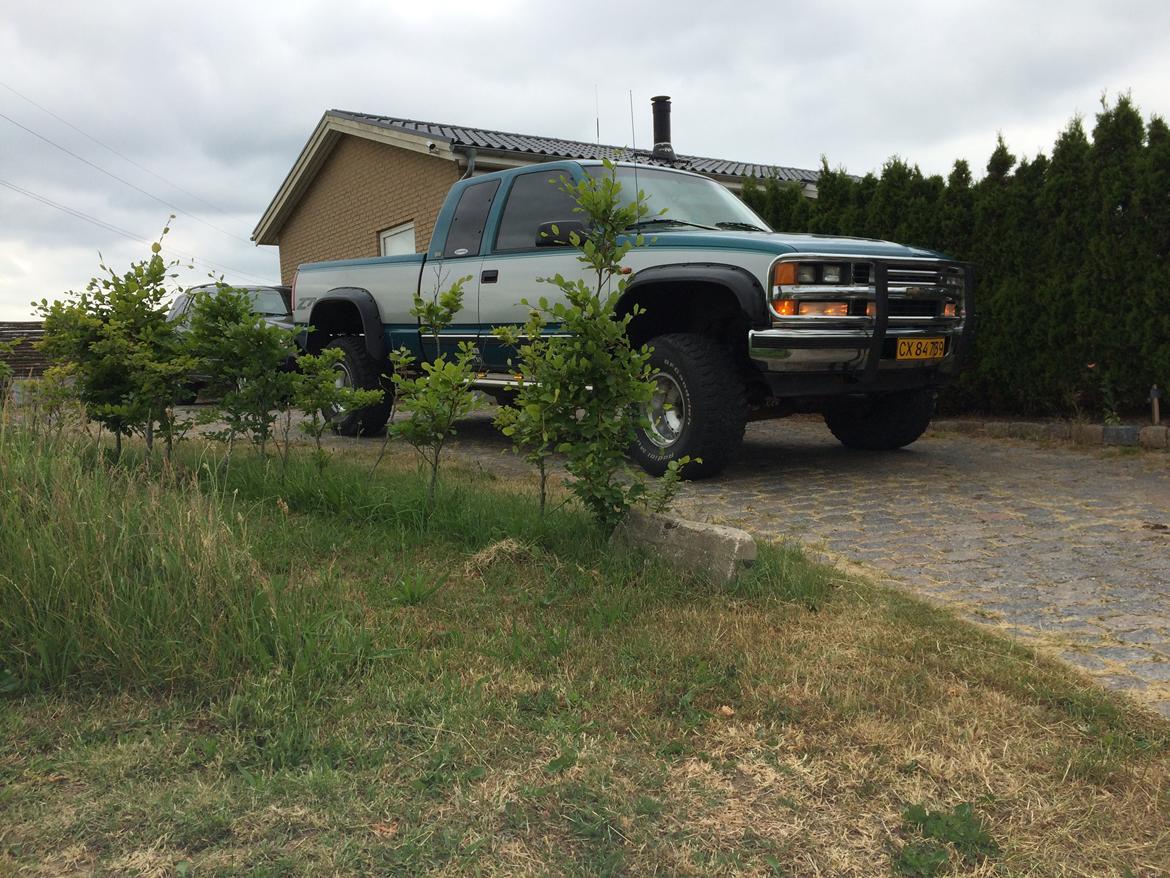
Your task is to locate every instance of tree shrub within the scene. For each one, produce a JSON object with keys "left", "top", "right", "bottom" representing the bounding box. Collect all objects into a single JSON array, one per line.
[
  {"left": 493, "top": 161, "right": 659, "bottom": 529},
  {"left": 741, "top": 95, "right": 1170, "bottom": 418},
  {"left": 35, "top": 227, "right": 194, "bottom": 457}
]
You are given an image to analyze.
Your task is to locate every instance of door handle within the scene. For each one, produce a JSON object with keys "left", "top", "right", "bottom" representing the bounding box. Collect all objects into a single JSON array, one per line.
[{"left": 481, "top": 269, "right": 498, "bottom": 283}]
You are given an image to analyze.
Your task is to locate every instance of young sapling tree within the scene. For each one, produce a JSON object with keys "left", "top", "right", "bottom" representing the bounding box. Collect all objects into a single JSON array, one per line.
[
  {"left": 292, "top": 347, "right": 384, "bottom": 472},
  {"left": 185, "top": 282, "right": 299, "bottom": 459},
  {"left": 36, "top": 224, "right": 195, "bottom": 460},
  {"left": 389, "top": 274, "right": 481, "bottom": 511},
  {"left": 494, "top": 161, "right": 695, "bottom": 529}
]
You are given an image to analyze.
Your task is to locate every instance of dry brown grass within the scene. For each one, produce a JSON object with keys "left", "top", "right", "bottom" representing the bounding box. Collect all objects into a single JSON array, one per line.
[{"left": 2, "top": 442, "right": 1168, "bottom": 876}]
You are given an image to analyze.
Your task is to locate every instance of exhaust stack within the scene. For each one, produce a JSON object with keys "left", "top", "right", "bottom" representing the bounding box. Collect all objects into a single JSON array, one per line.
[{"left": 650, "top": 95, "right": 676, "bottom": 161}]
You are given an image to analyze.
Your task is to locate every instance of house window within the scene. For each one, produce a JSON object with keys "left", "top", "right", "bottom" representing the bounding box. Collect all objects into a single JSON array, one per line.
[{"left": 379, "top": 222, "right": 416, "bottom": 256}]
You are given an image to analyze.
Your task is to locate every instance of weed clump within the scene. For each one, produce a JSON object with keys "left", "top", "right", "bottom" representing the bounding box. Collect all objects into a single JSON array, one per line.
[{"left": 0, "top": 430, "right": 371, "bottom": 694}]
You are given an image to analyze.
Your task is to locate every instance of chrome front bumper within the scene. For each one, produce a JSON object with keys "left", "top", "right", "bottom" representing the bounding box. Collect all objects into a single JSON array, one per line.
[
  {"left": 749, "top": 258, "right": 975, "bottom": 380},
  {"left": 749, "top": 321, "right": 966, "bottom": 372}
]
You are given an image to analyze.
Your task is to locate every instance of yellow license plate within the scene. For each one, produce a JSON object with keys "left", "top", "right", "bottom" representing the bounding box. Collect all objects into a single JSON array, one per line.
[{"left": 896, "top": 338, "right": 946, "bottom": 360}]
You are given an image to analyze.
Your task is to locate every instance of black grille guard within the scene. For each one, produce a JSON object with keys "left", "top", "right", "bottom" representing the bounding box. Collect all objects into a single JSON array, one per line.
[{"left": 859, "top": 259, "right": 975, "bottom": 383}]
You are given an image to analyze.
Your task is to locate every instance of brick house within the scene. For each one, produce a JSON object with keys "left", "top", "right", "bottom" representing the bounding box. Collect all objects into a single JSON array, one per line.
[{"left": 252, "top": 101, "right": 820, "bottom": 284}]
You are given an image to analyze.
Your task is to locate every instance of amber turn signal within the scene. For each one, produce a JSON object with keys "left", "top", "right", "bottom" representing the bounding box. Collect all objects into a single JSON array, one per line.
[
  {"left": 772, "top": 298, "right": 798, "bottom": 316},
  {"left": 772, "top": 263, "right": 796, "bottom": 287}
]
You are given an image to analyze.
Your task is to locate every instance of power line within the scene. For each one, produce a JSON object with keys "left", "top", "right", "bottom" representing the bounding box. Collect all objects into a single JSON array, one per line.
[
  {"left": 0, "top": 79, "right": 234, "bottom": 218},
  {"left": 0, "top": 109, "right": 254, "bottom": 246},
  {"left": 0, "top": 177, "right": 275, "bottom": 285},
  {"left": 1, "top": 177, "right": 144, "bottom": 242}
]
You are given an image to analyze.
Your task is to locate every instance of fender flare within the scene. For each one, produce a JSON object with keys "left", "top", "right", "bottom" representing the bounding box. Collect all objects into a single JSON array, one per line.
[
  {"left": 306, "top": 287, "right": 385, "bottom": 362},
  {"left": 620, "top": 263, "right": 770, "bottom": 328}
]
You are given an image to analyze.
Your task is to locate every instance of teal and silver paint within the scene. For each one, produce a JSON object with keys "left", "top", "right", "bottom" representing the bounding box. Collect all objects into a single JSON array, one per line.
[{"left": 295, "top": 158, "right": 968, "bottom": 382}]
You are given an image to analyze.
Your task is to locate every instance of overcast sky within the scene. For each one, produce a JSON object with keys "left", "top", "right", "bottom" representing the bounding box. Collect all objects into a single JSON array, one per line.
[{"left": 2, "top": 0, "right": 1168, "bottom": 320}]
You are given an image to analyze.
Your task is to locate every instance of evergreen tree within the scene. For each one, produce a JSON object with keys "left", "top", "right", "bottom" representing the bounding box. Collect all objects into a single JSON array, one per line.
[
  {"left": 732, "top": 98, "right": 1168, "bottom": 416},
  {"left": 1086, "top": 95, "right": 1149, "bottom": 407},
  {"left": 809, "top": 159, "right": 855, "bottom": 236},
  {"left": 939, "top": 160, "right": 975, "bottom": 258},
  {"left": 1135, "top": 116, "right": 1170, "bottom": 391}
]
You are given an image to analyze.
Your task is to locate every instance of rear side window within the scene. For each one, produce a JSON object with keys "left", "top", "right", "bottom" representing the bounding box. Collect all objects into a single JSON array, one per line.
[
  {"left": 493, "top": 170, "right": 577, "bottom": 252},
  {"left": 249, "top": 288, "right": 290, "bottom": 317},
  {"left": 443, "top": 180, "right": 500, "bottom": 258},
  {"left": 167, "top": 294, "right": 191, "bottom": 322}
]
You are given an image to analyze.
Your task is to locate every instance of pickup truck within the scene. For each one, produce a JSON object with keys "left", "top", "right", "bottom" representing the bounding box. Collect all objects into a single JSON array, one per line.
[{"left": 291, "top": 160, "right": 973, "bottom": 478}]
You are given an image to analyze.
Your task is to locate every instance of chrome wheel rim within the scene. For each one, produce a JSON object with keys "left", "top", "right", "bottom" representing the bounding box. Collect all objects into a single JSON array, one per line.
[
  {"left": 326, "top": 361, "right": 352, "bottom": 422},
  {"left": 644, "top": 372, "right": 686, "bottom": 448}
]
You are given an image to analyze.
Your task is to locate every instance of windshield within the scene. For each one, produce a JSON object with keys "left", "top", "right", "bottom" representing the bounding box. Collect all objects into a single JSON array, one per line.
[{"left": 590, "top": 166, "right": 771, "bottom": 232}]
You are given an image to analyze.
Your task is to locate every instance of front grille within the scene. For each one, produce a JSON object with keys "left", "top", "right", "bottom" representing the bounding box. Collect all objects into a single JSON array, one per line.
[
  {"left": 887, "top": 266, "right": 941, "bottom": 287},
  {"left": 850, "top": 263, "right": 941, "bottom": 287},
  {"left": 888, "top": 299, "right": 939, "bottom": 317}
]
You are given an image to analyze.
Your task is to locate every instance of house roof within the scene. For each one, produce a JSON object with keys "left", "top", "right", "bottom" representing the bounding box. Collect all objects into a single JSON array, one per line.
[
  {"left": 252, "top": 109, "right": 820, "bottom": 245},
  {"left": 329, "top": 110, "right": 821, "bottom": 184}
]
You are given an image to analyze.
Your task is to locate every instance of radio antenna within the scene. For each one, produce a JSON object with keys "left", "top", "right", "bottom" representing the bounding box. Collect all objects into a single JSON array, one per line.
[
  {"left": 594, "top": 85, "right": 600, "bottom": 145},
  {"left": 628, "top": 89, "right": 640, "bottom": 198}
]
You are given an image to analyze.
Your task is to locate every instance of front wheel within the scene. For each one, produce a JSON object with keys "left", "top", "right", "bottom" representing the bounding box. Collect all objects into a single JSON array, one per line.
[
  {"left": 323, "top": 336, "right": 393, "bottom": 437},
  {"left": 823, "top": 389, "right": 935, "bottom": 450},
  {"left": 629, "top": 333, "right": 747, "bottom": 479}
]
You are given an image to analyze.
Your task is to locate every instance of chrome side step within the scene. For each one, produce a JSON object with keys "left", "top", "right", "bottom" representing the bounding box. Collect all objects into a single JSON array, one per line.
[{"left": 471, "top": 372, "right": 532, "bottom": 388}]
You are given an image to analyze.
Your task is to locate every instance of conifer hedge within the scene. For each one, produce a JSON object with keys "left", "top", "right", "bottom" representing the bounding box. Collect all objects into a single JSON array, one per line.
[{"left": 741, "top": 96, "right": 1170, "bottom": 418}]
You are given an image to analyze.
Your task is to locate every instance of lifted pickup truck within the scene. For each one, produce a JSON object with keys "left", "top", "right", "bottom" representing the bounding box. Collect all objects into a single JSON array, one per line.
[{"left": 292, "top": 160, "right": 973, "bottom": 478}]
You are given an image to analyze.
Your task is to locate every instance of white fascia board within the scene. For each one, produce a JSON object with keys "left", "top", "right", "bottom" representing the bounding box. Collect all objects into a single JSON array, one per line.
[{"left": 252, "top": 113, "right": 458, "bottom": 245}]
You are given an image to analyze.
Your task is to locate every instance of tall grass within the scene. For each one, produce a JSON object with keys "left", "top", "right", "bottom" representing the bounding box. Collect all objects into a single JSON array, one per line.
[{"left": 0, "top": 426, "right": 371, "bottom": 694}]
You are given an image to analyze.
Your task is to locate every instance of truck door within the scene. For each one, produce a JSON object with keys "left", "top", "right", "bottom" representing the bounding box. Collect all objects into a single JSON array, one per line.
[
  {"left": 478, "top": 167, "right": 586, "bottom": 371},
  {"left": 420, "top": 178, "right": 500, "bottom": 362}
]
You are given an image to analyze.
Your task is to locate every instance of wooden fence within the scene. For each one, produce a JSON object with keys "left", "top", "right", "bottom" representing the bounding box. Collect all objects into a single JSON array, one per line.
[{"left": 0, "top": 322, "right": 48, "bottom": 377}]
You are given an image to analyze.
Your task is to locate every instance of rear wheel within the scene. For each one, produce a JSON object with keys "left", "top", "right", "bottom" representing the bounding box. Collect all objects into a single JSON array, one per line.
[
  {"left": 324, "top": 336, "right": 392, "bottom": 437},
  {"left": 823, "top": 389, "right": 935, "bottom": 450},
  {"left": 630, "top": 333, "right": 747, "bottom": 479}
]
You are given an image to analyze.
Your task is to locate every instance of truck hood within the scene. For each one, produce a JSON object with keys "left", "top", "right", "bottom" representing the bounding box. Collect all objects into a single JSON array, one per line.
[{"left": 643, "top": 229, "right": 947, "bottom": 260}]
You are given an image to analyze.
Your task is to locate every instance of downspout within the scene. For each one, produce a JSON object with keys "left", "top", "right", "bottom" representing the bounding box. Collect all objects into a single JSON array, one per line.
[{"left": 458, "top": 146, "right": 478, "bottom": 179}]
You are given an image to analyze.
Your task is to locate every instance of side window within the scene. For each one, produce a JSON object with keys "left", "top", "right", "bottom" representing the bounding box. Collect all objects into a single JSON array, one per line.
[
  {"left": 443, "top": 180, "right": 500, "bottom": 258},
  {"left": 493, "top": 170, "right": 577, "bottom": 252}
]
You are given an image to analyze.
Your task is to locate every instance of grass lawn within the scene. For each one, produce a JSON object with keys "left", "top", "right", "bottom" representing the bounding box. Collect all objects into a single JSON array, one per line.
[{"left": 2, "top": 433, "right": 1168, "bottom": 876}]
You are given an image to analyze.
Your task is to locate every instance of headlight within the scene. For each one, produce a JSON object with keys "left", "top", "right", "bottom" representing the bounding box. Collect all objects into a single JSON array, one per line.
[
  {"left": 798, "top": 301, "right": 849, "bottom": 317},
  {"left": 773, "top": 261, "right": 849, "bottom": 288},
  {"left": 772, "top": 299, "right": 849, "bottom": 317}
]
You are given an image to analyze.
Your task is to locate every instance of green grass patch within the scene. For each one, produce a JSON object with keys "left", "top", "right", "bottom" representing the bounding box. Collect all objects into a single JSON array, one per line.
[
  {"left": 2, "top": 427, "right": 1168, "bottom": 875},
  {"left": 0, "top": 430, "right": 372, "bottom": 694}
]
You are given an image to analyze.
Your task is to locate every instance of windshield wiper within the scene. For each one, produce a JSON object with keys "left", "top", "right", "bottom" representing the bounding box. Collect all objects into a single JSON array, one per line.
[
  {"left": 626, "top": 218, "right": 718, "bottom": 231},
  {"left": 715, "top": 221, "right": 769, "bottom": 232}
]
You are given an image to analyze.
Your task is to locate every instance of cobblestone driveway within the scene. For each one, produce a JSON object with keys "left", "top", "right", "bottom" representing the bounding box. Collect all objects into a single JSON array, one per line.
[{"left": 442, "top": 412, "right": 1170, "bottom": 718}]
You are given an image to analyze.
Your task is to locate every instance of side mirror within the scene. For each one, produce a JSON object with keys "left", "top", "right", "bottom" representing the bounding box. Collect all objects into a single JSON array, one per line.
[{"left": 535, "top": 219, "right": 587, "bottom": 247}]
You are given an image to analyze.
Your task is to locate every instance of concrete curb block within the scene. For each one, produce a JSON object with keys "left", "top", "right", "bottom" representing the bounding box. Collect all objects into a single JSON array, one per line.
[
  {"left": 1103, "top": 425, "right": 1141, "bottom": 446},
  {"left": 612, "top": 509, "right": 757, "bottom": 584},
  {"left": 1073, "top": 423, "right": 1105, "bottom": 445},
  {"left": 931, "top": 419, "right": 1163, "bottom": 450},
  {"left": 1140, "top": 425, "right": 1169, "bottom": 448}
]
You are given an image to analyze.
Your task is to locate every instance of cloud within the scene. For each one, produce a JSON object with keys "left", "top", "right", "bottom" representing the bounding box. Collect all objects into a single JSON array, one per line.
[{"left": 1, "top": 0, "right": 1168, "bottom": 319}]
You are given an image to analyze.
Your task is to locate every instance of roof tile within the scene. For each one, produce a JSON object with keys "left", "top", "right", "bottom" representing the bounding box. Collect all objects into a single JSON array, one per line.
[{"left": 333, "top": 110, "right": 818, "bottom": 184}]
